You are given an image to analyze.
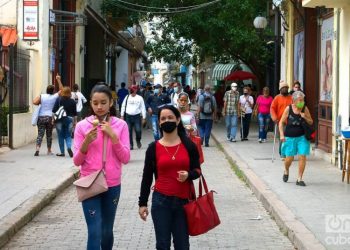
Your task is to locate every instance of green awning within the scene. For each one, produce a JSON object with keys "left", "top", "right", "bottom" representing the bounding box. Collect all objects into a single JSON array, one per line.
[{"left": 212, "top": 64, "right": 235, "bottom": 81}]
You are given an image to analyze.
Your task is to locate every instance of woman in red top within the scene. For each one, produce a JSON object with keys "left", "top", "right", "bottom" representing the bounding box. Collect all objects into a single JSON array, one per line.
[{"left": 139, "top": 105, "right": 201, "bottom": 250}]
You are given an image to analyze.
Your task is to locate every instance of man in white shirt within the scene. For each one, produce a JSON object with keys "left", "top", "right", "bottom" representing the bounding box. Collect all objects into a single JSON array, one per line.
[
  {"left": 72, "top": 84, "right": 87, "bottom": 121},
  {"left": 121, "top": 85, "right": 147, "bottom": 150},
  {"left": 171, "top": 82, "right": 190, "bottom": 107},
  {"left": 239, "top": 86, "right": 254, "bottom": 141}
]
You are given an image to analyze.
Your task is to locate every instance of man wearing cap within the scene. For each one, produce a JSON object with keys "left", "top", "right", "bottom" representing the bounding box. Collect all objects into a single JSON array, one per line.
[
  {"left": 270, "top": 80, "right": 293, "bottom": 157},
  {"left": 121, "top": 85, "right": 147, "bottom": 150},
  {"left": 146, "top": 84, "right": 171, "bottom": 140},
  {"left": 222, "top": 82, "right": 240, "bottom": 142}
]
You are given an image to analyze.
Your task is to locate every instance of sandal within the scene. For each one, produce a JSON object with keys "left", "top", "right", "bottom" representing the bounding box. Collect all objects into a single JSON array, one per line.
[
  {"left": 56, "top": 153, "right": 65, "bottom": 157},
  {"left": 34, "top": 151, "right": 39, "bottom": 156},
  {"left": 283, "top": 173, "right": 289, "bottom": 182}
]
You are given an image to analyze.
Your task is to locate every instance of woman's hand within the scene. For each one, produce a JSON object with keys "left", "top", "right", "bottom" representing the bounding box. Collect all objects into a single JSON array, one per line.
[
  {"left": 100, "top": 121, "right": 119, "bottom": 144},
  {"left": 177, "top": 171, "right": 189, "bottom": 182},
  {"left": 280, "top": 136, "right": 286, "bottom": 142},
  {"left": 139, "top": 206, "right": 149, "bottom": 221},
  {"left": 84, "top": 127, "right": 98, "bottom": 145}
]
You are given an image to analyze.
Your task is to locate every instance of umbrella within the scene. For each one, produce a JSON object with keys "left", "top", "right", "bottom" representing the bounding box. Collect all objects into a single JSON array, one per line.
[{"left": 224, "top": 70, "right": 256, "bottom": 81}]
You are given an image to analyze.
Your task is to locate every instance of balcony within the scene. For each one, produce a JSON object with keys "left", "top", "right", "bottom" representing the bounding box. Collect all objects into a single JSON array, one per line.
[{"left": 303, "top": 0, "right": 350, "bottom": 8}]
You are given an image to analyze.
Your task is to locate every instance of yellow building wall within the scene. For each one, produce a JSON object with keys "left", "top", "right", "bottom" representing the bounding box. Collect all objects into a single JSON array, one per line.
[{"left": 285, "top": 2, "right": 294, "bottom": 89}]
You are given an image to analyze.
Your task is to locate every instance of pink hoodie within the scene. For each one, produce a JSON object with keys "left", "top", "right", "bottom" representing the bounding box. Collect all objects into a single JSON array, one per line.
[{"left": 73, "top": 115, "right": 130, "bottom": 187}]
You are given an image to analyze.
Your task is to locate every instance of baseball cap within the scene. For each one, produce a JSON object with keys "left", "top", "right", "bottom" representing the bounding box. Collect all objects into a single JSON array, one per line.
[
  {"left": 231, "top": 82, "right": 238, "bottom": 87},
  {"left": 154, "top": 84, "right": 162, "bottom": 89}
]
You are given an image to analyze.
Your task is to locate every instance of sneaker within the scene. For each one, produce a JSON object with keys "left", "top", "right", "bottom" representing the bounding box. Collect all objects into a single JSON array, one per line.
[
  {"left": 259, "top": 138, "right": 262, "bottom": 143},
  {"left": 226, "top": 136, "right": 231, "bottom": 141},
  {"left": 262, "top": 139, "right": 267, "bottom": 143},
  {"left": 137, "top": 141, "right": 142, "bottom": 149},
  {"left": 296, "top": 180, "right": 306, "bottom": 186},
  {"left": 34, "top": 151, "right": 39, "bottom": 156},
  {"left": 231, "top": 139, "right": 236, "bottom": 142}
]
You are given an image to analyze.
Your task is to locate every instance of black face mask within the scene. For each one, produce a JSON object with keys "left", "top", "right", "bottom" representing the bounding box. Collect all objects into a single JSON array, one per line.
[
  {"left": 243, "top": 92, "right": 248, "bottom": 96},
  {"left": 160, "top": 121, "right": 177, "bottom": 133}
]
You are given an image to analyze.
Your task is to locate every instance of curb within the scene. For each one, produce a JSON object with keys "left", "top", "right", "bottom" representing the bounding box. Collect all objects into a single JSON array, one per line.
[
  {"left": 211, "top": 133, "right": 326, "bottom": 250},
  {"left": 0, "top": 168, "right": 79, "bottom": 248}
]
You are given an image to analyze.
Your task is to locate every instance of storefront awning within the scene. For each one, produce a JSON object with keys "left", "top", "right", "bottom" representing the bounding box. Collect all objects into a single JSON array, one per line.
[
  {"left": 212, "top": 64, "right": 235, "bottom": 81},
  {"left": 0, "top": 27, "right": 17, "bottom": 47}
]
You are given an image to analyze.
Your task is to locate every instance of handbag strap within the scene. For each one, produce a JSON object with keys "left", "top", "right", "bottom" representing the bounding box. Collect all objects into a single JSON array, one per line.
[
  {"left": 198, "top": 174, "right": 209, "bottom": 197},
  {"left": 102, "top": 135, "right": 108, "bottom": 169}
]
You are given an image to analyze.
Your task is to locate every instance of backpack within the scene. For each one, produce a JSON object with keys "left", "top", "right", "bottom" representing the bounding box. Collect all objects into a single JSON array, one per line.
[{"left": 201, "top": 94, "right": 214, "bottom": 115}]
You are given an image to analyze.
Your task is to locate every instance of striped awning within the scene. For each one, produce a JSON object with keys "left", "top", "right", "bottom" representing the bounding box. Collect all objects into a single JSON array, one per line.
[{"left": 212, "top": 64, "right": 235, "bottom": 81}]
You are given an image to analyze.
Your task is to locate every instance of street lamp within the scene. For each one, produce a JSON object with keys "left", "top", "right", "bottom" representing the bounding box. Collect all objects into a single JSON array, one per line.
[{"left": 253, "top": 16, "right": 268, "bottom": 29}]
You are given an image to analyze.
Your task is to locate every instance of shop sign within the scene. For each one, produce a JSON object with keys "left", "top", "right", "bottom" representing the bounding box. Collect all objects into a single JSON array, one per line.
[
  {"left": 320, "top": 16, "right": 335, "bottom": 102},
  {"left": 23, "top": 0, "right": 39, "bottom": 40}
]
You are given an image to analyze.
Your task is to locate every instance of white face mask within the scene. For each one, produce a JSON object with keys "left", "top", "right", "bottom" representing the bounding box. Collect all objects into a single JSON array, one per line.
[{"left": 231, "top": 87, "right": 237, "bottom": 91}]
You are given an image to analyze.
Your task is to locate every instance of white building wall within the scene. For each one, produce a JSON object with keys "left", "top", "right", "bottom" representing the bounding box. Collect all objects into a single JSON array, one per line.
[
  {"left": 0, "top": 0, "right": 16, "bottom": 25},
  {"left": 116, "top": 48, "right": 129, "bottom": 88},
  {"left": 338, "top": 7, "right": 350, "bottom": 129}
]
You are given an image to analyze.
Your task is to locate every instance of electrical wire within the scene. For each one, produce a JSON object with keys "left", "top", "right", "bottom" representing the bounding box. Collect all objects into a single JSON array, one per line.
[{"left": 114, "top": 0, "right": 220, "bottom": 10}]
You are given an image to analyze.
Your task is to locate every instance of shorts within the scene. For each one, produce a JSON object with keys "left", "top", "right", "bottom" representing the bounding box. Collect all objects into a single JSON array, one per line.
[{"left": 281, "top": 135, "right": 310, "bottom": 157}]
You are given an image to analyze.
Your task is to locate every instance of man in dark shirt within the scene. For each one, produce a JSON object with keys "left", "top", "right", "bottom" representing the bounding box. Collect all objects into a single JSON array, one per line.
[
  {"left": 146, "top": 84, "right": 170, "bottom": 140},
  {"left": 117, "top": 82, "right": 129, "bottom": 113}
]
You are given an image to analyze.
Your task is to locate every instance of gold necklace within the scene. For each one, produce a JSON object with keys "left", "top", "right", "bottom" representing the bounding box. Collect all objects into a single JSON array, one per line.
[{"left": 163, "top": 144, "right": 180, "bottom": 160}]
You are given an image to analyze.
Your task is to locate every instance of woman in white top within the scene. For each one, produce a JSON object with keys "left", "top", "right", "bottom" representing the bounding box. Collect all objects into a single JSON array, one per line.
[
  {"left": 32, "top": 75, "right": 63, "bottom": 156},
  {"left": 239, "top": 86, "right": 254, "bottom": 141},
  {"left": 177, "top": 92, "right": 197, "bottom": 136}
]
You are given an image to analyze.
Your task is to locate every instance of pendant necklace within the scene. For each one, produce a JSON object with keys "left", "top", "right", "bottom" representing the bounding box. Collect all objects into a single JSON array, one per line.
[{"left": 163, "top": 144, "right": 180, "bottom": 160}]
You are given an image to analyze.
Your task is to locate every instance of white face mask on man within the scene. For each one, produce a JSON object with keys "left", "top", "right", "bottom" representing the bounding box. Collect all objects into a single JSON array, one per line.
[{"left": 231, "top": 87, "right": 237, "bottom": 91}]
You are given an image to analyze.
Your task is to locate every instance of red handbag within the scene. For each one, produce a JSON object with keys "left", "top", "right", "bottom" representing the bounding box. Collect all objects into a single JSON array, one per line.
[
  {"left": 183, "top": 175, "right": 220, "bottom": 236},
  {"left": 190, "top": 135, "right": 204, "bottom": 164}
]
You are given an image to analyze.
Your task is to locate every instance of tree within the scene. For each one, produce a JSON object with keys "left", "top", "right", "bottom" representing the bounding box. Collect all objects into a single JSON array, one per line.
[{"left": 101, "top": 0, "right": 272, "bottom": 84}]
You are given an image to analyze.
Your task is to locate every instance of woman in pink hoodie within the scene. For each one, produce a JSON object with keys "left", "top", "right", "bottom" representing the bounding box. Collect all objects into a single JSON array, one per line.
[{"left": 73, "top": 84, "right": 130, "bottom": 250}]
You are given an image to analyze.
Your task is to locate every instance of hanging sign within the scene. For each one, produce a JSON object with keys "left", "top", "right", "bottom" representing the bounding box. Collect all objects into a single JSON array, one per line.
[{"left": 23, "top": 0, "right": 39, "bottom": 40}]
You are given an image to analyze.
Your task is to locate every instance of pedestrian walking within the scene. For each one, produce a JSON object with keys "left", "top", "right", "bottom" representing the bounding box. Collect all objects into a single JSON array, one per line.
[
  {"left": 177, "top": 92, "right": 197, "bottom": 136},
  {"left": 197, "top": 84, "right": 217, "bottom": 147},
  {"left": 73, "top": 84, "right": 130, "bottom": 249},
  {"left": 120, "top": 85, "right": 146, "bottom": 150},
  {"left": 52, "top": 86, "right": 77, "bottom": 157},
  {"left": 214, "top": 84, "right": 225, "bottom": 122},
  {"left": 239, "top": 86, "right": 254, "bottom": 141},
  {"left": 32, "top": 74, "right": 63, "bottom": 156},
  {"left": 146, "top": 84, "right": 171, "bottom": 140},
  {"left": 289, "top": 81, "right": 303, "bottom": 95},
  {"left": 270, "top": 80, "right": 293, "bottom": 158},
  {"left": 253, "top": 87, "right": 273, "bottom": 143},
  {"left": 138, "top": 104, "right": 201, "bottom": 250},
  {"left": 279, "top": 91, "right": 313, "bottom": 186},
  {"left": 222, "top": 82, "right": 240, "bottom": 142},
  {"left": 117, "top": 82, "right": 129, "bottom": 113},
  {"left": 71, "top": 83, "right": 87, "bottom": 121}
]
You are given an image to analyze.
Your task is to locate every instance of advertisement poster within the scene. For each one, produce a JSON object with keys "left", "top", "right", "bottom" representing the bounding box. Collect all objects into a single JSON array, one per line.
[
  {"left": 23, "top": 0, "right": 39, "bottom": 40},
  {"left": 320, "top": 17, "right": 334, "bottom": 102},
  {"left": 293, "top": 31, "right": 304, "bottom": 88}
]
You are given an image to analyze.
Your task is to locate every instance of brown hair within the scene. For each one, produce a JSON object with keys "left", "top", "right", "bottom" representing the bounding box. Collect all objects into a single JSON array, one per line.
[{"left": 61, "top": 87, "right": 71, "bottom": 98}]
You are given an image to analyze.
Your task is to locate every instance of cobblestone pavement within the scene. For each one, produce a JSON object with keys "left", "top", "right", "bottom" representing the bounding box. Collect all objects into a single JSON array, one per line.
[{"left": 4, "top": 132, "right": 294, "bottom": 250}]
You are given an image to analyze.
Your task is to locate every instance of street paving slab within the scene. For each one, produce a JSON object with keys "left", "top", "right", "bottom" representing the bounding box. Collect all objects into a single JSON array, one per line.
[{"left": 3, "top": 130, "right": 293, "bottom": 250}]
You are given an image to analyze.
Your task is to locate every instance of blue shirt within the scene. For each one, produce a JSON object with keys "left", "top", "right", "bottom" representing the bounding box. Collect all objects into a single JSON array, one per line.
[
  {"left": 117, "top": 88, "right": 129, "bottom": 105},
  {"left": 146, "top": 93, "right": 171, "bottom": 115}
]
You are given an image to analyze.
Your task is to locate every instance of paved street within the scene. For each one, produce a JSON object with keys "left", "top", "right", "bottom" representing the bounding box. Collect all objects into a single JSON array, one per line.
[{"left": 3, "top": 131, "right": 293, "bottom": 250}]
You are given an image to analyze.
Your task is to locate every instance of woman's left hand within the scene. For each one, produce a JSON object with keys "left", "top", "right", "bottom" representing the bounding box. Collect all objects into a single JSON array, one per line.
[
  {"left": 177, "top": 171, "right": 189, "bottom": 182},
  {"left": 100, "top": 121, "right": 119, "bottom": 144}
]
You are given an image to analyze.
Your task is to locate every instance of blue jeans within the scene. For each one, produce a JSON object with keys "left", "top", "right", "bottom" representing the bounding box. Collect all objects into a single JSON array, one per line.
[
  {"left": 151, "top": 114, "right": 160, "bottom": 140},
  {"left": 225, "top": 115, "right": 238, "bottom": 139},
  {"left": 151, "top": 191, "right": 189, "bottom": 250},
  {"left": 55, "top": 116, "right": 73, "bottom": 154},
  {"left": 82, "top": 185, "right": 121, "bottom": 250},
  {"left": 198, "top": 119, "right": 213, "bottom": 146},
  {"left": 125, "top": 114, "right": 142, "bottom": 147},
  {"left": 258, "top": 113, "right": 271, "bottom": 140}
]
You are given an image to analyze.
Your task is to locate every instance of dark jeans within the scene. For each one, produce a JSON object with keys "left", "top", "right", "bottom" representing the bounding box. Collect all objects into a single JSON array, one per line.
[
  {"left": 82, "top": 185, "right": 121, "bottom": 250},
  {"left": 125, "top": 113, "right": 142, "bottom": 147},
  {"left": 258, "top": 113, "right": 271, "bottom": 139},
  {"left": 55, "top": 116, "right": 73, "bottom": 154},
  {"left": 151, "top": 191, "right": 189, "bottom": 250},
  {"left": 240, "top": 113, "right": 252, "bottom": 139},
  {"left": 198, "top": 119, "right": 213, "bottom": 146}
]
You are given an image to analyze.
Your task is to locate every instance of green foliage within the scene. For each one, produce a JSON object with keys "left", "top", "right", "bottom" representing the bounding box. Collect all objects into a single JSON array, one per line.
[
  {"left": 101, "top": 0, "right": 272, "bottom": 82},
  {"left": 0, "top": 106, "right": 8, "bottom": 136}
]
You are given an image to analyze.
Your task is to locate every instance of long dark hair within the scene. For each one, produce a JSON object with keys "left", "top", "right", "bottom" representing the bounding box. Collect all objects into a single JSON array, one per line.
[
  {"left": 88, "top": 84, "right": 117, "bottom": 117},
  {"left": 158, "top": 104, "right": 187, "bottom": 140}
]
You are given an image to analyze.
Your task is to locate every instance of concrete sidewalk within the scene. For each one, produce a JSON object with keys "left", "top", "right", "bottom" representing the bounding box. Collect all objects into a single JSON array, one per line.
[
  {"left": 211, "top": 121, "right": 350, "bottom": 250},
  {"left": 0, "top": 138, "right": 78, "bottom": 248}
]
